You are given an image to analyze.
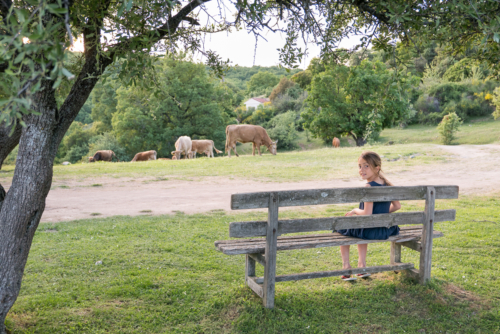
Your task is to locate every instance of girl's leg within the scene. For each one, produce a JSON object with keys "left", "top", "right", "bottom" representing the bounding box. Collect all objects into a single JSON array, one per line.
[
  {"left": 357, "top": 244, "right": 368, "bottom": 268},
  {"left": 340, "top": 245, "right": 351, "bottom": 269}
]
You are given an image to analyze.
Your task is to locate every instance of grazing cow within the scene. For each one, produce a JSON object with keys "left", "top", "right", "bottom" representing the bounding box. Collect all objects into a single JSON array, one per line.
[
  {"left": 158, "top": 158, "right": 171, "bottom": 160},
  {"left": 88, "top": 150, "right": 119, "bottom": 162},
  {"left": 171, "top": 156, "right": 178, "bottom": 160},
  {"left": 225, "top": 124, "right": 278, "bottom": 157},
  {"left": 171, "top": 136, "right": 192, "bottom": 160},
  {"left": 191, "top": 140, "right": 223, "bottom": 158},
  {"left": 332, "top": 137, "right": 340, "bottom": 148},
  {"left": 131, "top": 150, "right": 157, "bottom": 162}
]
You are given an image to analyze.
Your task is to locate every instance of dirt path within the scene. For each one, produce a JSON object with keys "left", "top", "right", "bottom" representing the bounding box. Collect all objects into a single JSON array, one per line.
[{"left": 5, "top": 144, "right": 500, "bottom": 223}]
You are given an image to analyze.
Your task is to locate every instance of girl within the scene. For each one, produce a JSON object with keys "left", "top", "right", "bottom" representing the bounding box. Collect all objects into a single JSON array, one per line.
[{"left": 338, "top": 151, "right": 401, "bottom": 281}]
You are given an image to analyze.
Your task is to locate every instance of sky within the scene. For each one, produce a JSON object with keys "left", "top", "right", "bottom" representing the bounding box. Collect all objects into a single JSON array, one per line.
[
  {"left": 193, "top": 27, "right": 362, "bottom": 69},
  {"left": 69, "top": 2, "right": 363, "bottom": 69},
  {"left": 191, "top": 2, "right": 362, "bottom": 69}
]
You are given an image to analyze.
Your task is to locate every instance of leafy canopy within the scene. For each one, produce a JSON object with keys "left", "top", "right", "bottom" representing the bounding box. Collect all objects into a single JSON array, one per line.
[{"left": 302, "top": 60, "right": 418, "bottom": 146}]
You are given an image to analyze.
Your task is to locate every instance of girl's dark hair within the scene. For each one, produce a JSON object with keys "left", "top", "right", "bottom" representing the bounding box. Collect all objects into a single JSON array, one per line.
[{"left": 359, "top": 151, "right": 394, "bottom": 186}]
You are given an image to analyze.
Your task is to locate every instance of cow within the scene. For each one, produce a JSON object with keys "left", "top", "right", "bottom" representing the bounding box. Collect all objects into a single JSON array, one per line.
[
  {"left": 332, "top": 137, "right": 340, "bottom": 148},
  {"left": 171, "top": 156, "right": 178, "bottom": 160},
  {"left": 131, "top": 150, "right": 157, "bottom": 162},
  {"left": 158, "top": 158, "right": 171, "bottom": 160},
  {"left": 191, "top": 140, "right": 223, "bottom": 158},
  {"left": 225, "top": 124, "right": 278, "bottom": 157},
  {"left": 88, "top": 150, "right": 119, "bottom": 162},
  {"left": 171, "top": 136, "right": 192, "bottom": 160}
]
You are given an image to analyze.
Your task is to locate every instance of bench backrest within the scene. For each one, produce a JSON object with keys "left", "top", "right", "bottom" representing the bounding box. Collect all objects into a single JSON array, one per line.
[{"left": 230, "top": 185, "right": 458, "bottom": 238}]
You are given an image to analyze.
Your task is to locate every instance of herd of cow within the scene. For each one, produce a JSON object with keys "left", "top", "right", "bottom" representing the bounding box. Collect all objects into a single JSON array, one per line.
[{"left": 87, "top": 124, "right": 281, "bottom": 163}]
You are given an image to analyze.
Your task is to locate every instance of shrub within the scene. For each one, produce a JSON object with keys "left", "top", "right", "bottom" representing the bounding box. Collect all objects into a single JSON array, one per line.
[
  {"left": 437, "top": 112, "right": 462, "bottom": 145},
  {"left": 4, "top": 146, "right": 18, "bottom": 165},
  {"left": 442, "top": 94, "right": 492, "bottom": 122},
  {"left": 267, "top": 111, "right": 299, "bottom": 150},
  {"left": 492, "top": 86, "right": 500, "bottom": 120}
]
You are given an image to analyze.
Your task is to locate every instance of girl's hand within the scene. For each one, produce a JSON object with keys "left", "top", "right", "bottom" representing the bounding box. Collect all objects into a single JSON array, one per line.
[{"left": 345, "top": 210, "right": 355, "bottom": 216}]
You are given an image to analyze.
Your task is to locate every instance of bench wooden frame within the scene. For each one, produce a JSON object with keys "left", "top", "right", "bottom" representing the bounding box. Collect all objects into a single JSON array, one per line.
[{"left": 215, "top": 185, "right": 459, "bottom": 308}]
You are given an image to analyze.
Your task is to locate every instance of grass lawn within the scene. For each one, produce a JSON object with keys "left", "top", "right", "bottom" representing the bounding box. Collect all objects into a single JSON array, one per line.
[
  {"left": 6, "top": 194, "right": 500, "bottom": 333},
  {"left": 379, "top": 116, "right": 500, "bottom": 145},
  {"left": 0, "top": 143, "right": 446, "bottom": 184}
]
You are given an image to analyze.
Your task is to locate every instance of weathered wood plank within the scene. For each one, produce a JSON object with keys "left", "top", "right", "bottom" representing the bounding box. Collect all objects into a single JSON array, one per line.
[
  {"left": 404, "top": 268, "right": 420, "bottom": 281},
  {"left": 219, "top": 230, "right": 444, "bottom": 255},
  {"left": 419, "top": 186, "right": 435, "bottom": 284},
  {"left": 249, "top": 253, "right": 266, "bottom": 267},
  {"left": 246, "top": 276, "right": 264, "bottom": 298},
  {"left": 229, "top": 209, "right": 455, "bottom": 238},
  {"left": 245, "top": 254, "right": 255, "bottom": 278},
  {"left": 263, "top": 192, "right": 279, "bottom": 308},
  {"left": 215, "top": 225, "right": 427, "bottom": 246},
  {"left": 399, "top": 240, "right": 422, "bottom": 252},
  {"left": 254, "top": 263, "right": 415, "bottom": 284},
  {"left": 231, "top": 185, "right": 459, "bottom": 210},
  {"left": 219, "top": 227, "right": 430, "bottom": 251},
  {"left": 390, "top": 242, "right": 401, "bottom": 264}
]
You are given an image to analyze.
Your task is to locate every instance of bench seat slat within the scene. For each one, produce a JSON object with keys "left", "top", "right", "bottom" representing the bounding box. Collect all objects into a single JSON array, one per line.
[
  {"left": 216, "top": 228, "right": 443, "bottom": 255},
  {"left": 253, "top": 262, "right": 415, "bottom": 284},
  {"left": 229, "top": 209, "right": 455, "bottom": 238},
  {"left": 231, "top": 185, "right": 458, "bottom": 210},
  {"left": 214, "top": 226, "right": 426, "bottom": 247}
]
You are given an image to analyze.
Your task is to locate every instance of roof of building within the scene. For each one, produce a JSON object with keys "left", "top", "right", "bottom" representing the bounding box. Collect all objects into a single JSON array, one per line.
[{"left": 247, "top": 97, "right": 270, "bottom": 103}]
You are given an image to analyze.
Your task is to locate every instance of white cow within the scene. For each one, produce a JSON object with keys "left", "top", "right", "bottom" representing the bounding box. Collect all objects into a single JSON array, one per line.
[{"left": 171, "top": 136, "right": 192, "bottom": 160}]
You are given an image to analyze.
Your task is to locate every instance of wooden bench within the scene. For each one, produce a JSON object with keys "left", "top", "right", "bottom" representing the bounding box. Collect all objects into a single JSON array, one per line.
[{"left": 215, "top": 185, "right": 459, "bottom": 308}]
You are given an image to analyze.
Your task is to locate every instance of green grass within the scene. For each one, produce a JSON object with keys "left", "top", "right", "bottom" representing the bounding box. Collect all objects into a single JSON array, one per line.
[
  {"left": 0, "top": 144, "right": 447, "bottom": 183},
  {"left": 7, "top": 194, "right": 500, "bottom": 333},
  {"left": 379, "top": 117, "right": 500, "bottom": 145}
]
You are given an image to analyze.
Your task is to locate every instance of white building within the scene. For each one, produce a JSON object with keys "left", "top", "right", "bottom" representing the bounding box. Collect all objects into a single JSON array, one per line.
[{"left": 244, "top": 97, "right": 270, "bottom": 110}]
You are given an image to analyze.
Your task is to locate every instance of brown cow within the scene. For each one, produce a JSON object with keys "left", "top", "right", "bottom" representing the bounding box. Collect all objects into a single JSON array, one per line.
[
  {"left": 158, "top": 158, "right": 171, "bottom": 160},
  {"left": 225, "top": 124, "right": 278, "bottom": 157},
  {"left": 131, "top": 150, "right": 157, "bottom": 162},
  {"left": 171, "top": 136, "right": 192, "bottom": 160},
  {"left": 332, "top": 137, "right": 340, "bottom": 148},
  {"left": 191, "top": 140, "right": 223, "bottom": 158},
  {"left": 88, "top": 150, "right": 119, "bottom": 162}
]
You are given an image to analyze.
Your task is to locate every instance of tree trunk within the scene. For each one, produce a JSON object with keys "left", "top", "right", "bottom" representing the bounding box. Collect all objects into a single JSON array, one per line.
[
  {"left": 0, "top": 83, "right": 58, "bottom": 333},
  {"left": 354, "top": 135, "right": 366, "bottom": 146},
  {"left": 0, "top": 54, "right": 105, "bottom": 333}
]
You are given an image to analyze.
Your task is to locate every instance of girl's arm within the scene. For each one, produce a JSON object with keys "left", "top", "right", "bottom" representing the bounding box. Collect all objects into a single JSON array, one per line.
[
  {"left": 345, "top": 184, "right": 374, "bottom": 216},
  {"left": 389, "top": 200, "right": 401, "bottom": 213}
]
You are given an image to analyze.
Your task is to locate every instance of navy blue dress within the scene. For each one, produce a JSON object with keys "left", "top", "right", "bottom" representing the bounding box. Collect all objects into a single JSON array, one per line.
[{"left": 337, "top": 181, "right": 400, "bottom": 240}]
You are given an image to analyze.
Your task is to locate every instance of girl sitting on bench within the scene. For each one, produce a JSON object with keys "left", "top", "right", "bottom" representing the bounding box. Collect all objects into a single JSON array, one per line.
[{"left": 338, "top": 151, "right": 401, "bottom": 281}]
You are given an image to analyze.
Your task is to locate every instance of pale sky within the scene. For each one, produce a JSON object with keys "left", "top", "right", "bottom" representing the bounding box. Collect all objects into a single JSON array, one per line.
[
  {"left": 70, "top": 2, "right": 363, "bottom": 69},
  {"left": 193, "top": 2, "right": 362, "bottom": 69}
]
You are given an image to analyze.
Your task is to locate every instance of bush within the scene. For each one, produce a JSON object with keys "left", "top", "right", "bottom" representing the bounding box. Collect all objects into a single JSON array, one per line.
[
  {"left": 4, "top": 146, "right": 18, "bottom": 165},
  {"left": 267, "top": 111, "right": 299, "bottom": 150},
  {"left": 442, "top": 94, "right": 492, "bottom": 122},
  {"left": 492, "top": 86, "right": 500, "bottom": 120},
  {"left": 437, "top": 112, "right": 462, "bottom": 145},
  {"left": 87, "top": 133, "right": 129, "bottom": 162}
]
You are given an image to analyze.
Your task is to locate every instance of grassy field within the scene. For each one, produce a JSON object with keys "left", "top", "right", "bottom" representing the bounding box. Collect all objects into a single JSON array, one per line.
[
  {"left": 0, "top": 143, "right": 447, "bottom": 184},
  {"left": 6, "top": 194, "right": 500, "bottom": 333},
  {"left": 379, "top": 116, "right": 500, "bottom": 145}
]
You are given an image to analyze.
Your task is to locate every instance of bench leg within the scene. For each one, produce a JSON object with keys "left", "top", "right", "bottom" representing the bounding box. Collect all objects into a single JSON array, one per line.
[
  {"left": 246, "top": 254, "right": 256, "bottom": 278},
  {"left": 390, "top": 242, "right": 401, "bottom": 265},
  {"left": 419, "top": 186, "right": 435, "bottom": 284},
  {"left": 263, "top": 192, "right": 279, "bottom": 309}
]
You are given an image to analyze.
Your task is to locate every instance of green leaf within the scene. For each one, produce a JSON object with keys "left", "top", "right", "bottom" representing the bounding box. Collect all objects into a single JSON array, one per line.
[
  {"left": 14, "top": 52, "right": 25, "bottom": 64},
  {"left": 62, "top": 68, "right": 75, "bottom": 80}
]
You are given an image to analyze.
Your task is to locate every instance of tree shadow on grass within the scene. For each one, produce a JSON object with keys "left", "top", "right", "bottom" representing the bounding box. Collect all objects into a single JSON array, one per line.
[{"left": 228, "top": 275, "right": 499, "bottom": 333}]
